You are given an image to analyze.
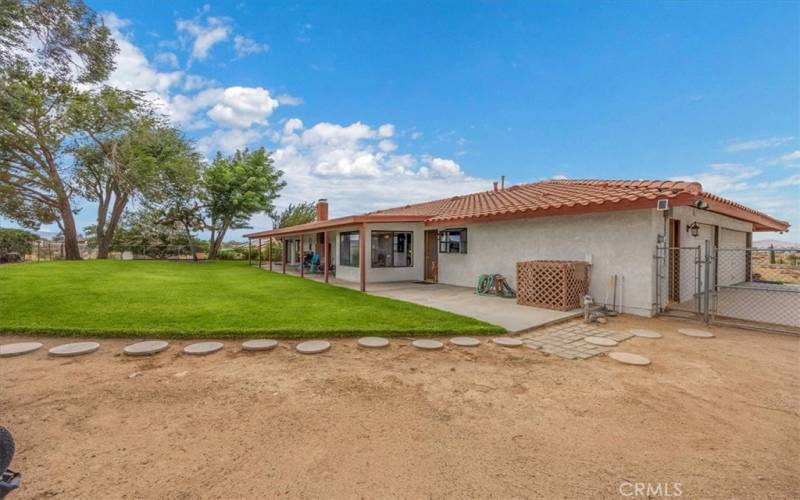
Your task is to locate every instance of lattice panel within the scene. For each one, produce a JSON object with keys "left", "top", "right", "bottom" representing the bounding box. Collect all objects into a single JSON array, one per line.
[{"left": 516, "top": 260, "right": 590, "bottom": 311}]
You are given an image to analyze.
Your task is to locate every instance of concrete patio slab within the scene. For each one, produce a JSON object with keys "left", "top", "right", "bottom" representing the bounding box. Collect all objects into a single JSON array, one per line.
[
  {"left": 629, "top": 329, "right": 662, "bottom": 338},
  {"left": 261, "top": 267, "right": 581, "bottom": 331},
  {"left": 184, "top": 342, "right": 224, "bottom": 355},
  {"left": 609, "top": 352, "right": 651, "bottom": 366},
  {"left": 679, "top": 328, "right": 714, "bottom": 338}
]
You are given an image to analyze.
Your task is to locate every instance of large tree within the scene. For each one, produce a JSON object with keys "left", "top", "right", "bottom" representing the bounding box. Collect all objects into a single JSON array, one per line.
[
  {"left": 0, "top": 69, "right": 84, "bottom": 258},
  {"left": 271, "top": 202, "right": 317, "bottom": 229},
  {"left": 204, "top": 148, "right": 285, "bottom": 259},
  {"left": 0, "top": 0, "right": 117, "bottom": 259},
  {"left": 0, "top": 0, "right": 117, "bottom": 84},
  {"left": 70, "top": 88, "right": 187, "bottom": 258}
]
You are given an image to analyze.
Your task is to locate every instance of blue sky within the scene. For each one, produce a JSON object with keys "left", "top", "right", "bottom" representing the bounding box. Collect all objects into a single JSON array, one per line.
[{"left": 8, "top": 1, "right": 800, "bottom": 240}]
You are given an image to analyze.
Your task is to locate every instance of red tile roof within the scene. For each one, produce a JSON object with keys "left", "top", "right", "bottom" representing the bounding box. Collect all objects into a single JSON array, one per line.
[{"left": 245, "top": 179, "right": 789, "bottom": 238}]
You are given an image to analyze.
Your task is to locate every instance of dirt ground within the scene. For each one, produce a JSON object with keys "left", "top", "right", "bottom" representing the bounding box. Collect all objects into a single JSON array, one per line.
[{"left": 2, "top": 315, "right": 799, "bottom": 499}]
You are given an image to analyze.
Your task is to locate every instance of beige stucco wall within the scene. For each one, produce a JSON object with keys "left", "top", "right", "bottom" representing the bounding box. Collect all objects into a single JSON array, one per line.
[{"left": 436, "top": 209, "right": 659, "bottom": 316}]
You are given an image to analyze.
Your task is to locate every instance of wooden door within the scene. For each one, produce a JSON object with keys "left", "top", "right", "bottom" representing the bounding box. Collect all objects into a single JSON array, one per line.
[{"left": 424, "top": 230, "right": 438, "bottom": 282}]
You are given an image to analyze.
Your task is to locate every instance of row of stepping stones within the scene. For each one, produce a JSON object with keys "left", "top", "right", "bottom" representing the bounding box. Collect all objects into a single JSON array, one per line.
[
  {"left": 0, "top": 336, "right": 525, "bottom": 358},
  {"left": 0, "top": 329, "right": 715, "bottom": 365}
]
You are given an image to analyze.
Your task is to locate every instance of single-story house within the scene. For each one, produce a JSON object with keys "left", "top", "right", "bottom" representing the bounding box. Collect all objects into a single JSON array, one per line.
[{"left": 244, "top": 179, "right": 789, "bottom": 317}]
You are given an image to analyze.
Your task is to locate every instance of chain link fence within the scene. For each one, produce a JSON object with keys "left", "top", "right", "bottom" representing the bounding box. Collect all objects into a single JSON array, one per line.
[{"left": 656, "top": 244, "right": 800, "bottom": 332}]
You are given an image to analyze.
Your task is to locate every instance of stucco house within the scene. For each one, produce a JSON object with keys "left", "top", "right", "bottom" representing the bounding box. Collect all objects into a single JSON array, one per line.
[{"left": 244, "top": 179, "right": 789, "bottom": 317}]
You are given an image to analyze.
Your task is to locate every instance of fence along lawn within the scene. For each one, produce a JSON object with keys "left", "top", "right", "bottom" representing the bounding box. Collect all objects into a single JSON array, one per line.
[{"left": 0, "top": 260, "right": 502, "bottom": 338}]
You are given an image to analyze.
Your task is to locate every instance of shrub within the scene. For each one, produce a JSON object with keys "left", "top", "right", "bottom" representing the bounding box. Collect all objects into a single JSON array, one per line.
[{"left": 0, "top": 228, "right": 37, "bottom": 258}]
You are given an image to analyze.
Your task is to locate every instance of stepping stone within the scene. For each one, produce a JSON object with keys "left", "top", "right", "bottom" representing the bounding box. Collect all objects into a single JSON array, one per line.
[
  {"left": 493, "top": 337, "right": 523, "bottom": 347},
  {"left": 411, "top": 339, "right": 443, "bottom": 350},
  {"left": 679, "top": 328, "right": 714, "bottom": 338},
  {"left": 450, "top": 336, "right": 480, "bottom": 347},
  {"left": 183, "top": 342, "right": 224, "bottom": 355},
  {"left": 0, "top": 342, "right": 43, "bottom": 358},
  {"left": 584, "top": 336, "right": 618, "bottom": 347},
  {"left": 296, "top": 340, "right": 330, "bottom": 354},
  {"left": 609, "top": 352, "right": 651, "bottom": 366},
  {"left": 629, "top": 329, "right": 662, "bottom": 339},
  {"left": 49, "top": 342, "right": 100, "bottom": 357},
  {"left": 123, "top": 340, "right": 169, "bottom": 356},
  {"left": 242, "top": 339, "right": 278, "bottom": 351},
  {"left": 358, "top": 337, "right": 389, "bottom": 348}
]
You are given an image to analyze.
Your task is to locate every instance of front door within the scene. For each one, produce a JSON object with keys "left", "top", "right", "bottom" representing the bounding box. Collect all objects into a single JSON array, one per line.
[{"left": 424, "top": 230, "right": 438, "bottom": 282}]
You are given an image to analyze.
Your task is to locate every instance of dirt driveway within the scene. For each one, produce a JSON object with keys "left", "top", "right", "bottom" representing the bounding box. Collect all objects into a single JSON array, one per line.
[{"left": 2, "top": 316, "right": 799, "bottom": 499}]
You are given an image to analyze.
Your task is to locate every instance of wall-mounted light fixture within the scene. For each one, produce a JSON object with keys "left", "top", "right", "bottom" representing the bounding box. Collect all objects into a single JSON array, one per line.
[{"left": 686, "top": 222, "right": 700, "bottom": 237}]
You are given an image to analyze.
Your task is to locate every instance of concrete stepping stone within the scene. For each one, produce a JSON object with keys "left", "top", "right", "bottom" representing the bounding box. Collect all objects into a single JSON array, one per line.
[
  {"left": 123, "top": 340, "right": 169, "bottom": 356},
  {"left": 629, "top": 329, "right": 662, "bottom": 339},
  {"left": 0, "top": 342, "right": 43, "bottom": 358},
  {"left": 183, "top": 342, "right": 224, "bottom": 355},
  {"left": 679, "top": 328, "right": 714, "bottom": 338},
  {"left": 242, "top": 339, "right": 278, "bottom": 351},
  {"left": 296, "top": 340, "right": 330, "bottom": 354},
  {"left": 609, "top": 352, "right": 651, "bottom": 366},
  {"left": 493, "top": 337, "right": 523, "bottom": 347},
  {"left": 49, "top": 342, "right": 100, "bottom": 357},
  {"left": 450, "top": 336, "right": 480, "bottom": 347},
  {"left": 585, "top": 336, "right": 618, "bottom": 347},
  {"left": 412, "top": 339, "right": 443, "bottom": 350},
  {"left": 358, "top": 337, "right": 389, "bottom": 348}
]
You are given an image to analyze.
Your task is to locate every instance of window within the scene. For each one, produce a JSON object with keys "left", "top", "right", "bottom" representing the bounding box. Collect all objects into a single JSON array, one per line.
[
  {"left": 339, "top": 231, "right": 359, "bottom": 267},
  {"left": 439, "top": 228, "right": 467, "bottom": 254},
  {"left": 371, "top": 231, "right": 413, "bottom": 268}
]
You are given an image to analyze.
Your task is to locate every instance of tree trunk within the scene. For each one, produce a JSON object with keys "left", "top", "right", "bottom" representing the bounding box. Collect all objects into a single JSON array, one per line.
[
  {"left": 96, "top": 193, "right": 128, "bottom": 259},
  {"left": 59, "top": 201, "right": 82, "bottom": 260},
  {"left": 184, "top": 225, "right": 197, "bottom": 262},
  {"left": 207, "top": 221, "right": 229, "bottom": 260}
]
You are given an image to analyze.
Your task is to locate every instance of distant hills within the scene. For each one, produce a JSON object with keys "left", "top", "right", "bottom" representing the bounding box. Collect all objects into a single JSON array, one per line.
[{"left": 753, "top": 239, "right": 799, "bottom": 249}]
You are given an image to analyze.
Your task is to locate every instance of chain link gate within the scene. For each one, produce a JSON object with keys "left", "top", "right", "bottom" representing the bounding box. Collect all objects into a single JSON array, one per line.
[{"left": 656, "top": 243, "right": 800, "bottom": 332}]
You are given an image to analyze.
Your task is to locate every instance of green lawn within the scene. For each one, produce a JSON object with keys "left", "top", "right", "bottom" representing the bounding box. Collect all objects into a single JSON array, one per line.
[{"left": 0, "top": 260, "right": 502, "bottom": 338}]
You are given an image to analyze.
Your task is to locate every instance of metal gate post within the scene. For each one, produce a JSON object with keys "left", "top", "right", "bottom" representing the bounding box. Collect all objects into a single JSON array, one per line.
[{"left": 703, "top": 240, "right": 711, "bottom": 324}]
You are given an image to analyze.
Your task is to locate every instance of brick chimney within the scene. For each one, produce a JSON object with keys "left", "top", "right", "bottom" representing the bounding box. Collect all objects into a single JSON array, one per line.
[{"left": 316, "top": 199, "right": 329, "bottom": 221}]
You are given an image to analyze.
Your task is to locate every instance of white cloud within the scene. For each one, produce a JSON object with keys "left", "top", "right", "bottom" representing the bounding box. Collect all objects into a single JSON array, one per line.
[
  {"left": 276, "top": 94, "right": 304, "bottom": 106},
  {"left": 777, "top": 150, "right": 800, "bottom": 167},
  {"left": 176, "top": 15, "right": 232, "bottom": 61},
  {"left": 267, "top": 119, "right": 492, "bottom": 219},
  {"left": 154, "top": 51, "right": 179, "bottom": 68},
  {"left": 234, "top": 35, "right": 269, "bottom": 57},
  {"left": 378, "top": 124, "right": 395, "bottom": 138},
  {"left": 197, "top": 128, "right": 265, "bottom": 156},
  {"left": 206, "top": 87, "right": 279, "bottom": 128},
  {"left": 378, "top": 139, "right": 397, "bottom": 152},
  {"left": 726, "top": 136, "right": 794, "bottom": 152},
  {"left": 672, "top": 163, "right": 762, "bottom": 193}
]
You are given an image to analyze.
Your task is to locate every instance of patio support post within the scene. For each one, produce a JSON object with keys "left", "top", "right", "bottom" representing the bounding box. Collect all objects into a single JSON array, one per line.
[
  {"left": 281, "top": 237, "right": 286, "bottom": 274},
  {"left": 258, "top": 238, "right": 262, "bottom": 268},
  {"left": 359, "top": 223, "right": 366, "bottom": 292},
  {"left": 268, "top": 237, "right": 273, "bottom": 272},
  {"left": 323, "top": 231, "right": 329, "bottom": 283},
  {"left": 248, "top": 238, "right": 252, "bottom": 266},
  {"left": 300, "top": 235, "right": 304, "bottom": 278}
]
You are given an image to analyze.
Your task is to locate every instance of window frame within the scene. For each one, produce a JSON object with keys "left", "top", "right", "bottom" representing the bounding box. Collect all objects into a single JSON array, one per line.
[
  {"left": 339, "top": 231, "right": 360, "bottom": 267},
  {"left": 438, "top": 228, "right": 468, "bottom": 254},
  {"left": 370, "top": 230, "right": 414, "bottom": 268}
]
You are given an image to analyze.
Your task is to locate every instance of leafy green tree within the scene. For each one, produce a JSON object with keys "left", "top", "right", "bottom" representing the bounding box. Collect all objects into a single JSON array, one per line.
[
  {"left": 0, "top": 68, "right": 84, "bottom": 258},
  {"left": 70, "top": 88, "right": 188, "bottom": 258},
  {"left": 271, "top": 202, "right": 317, "bottom": 229},
  {"left": 204, "top": 148, "right": 285, "bottom": 259},
  {"left": 0, "top": 0, "right": 117, "bottom": 84},
  {"left": 0, "top": 0, "right": 117, "bottom": 259}
]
